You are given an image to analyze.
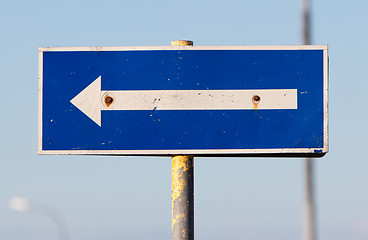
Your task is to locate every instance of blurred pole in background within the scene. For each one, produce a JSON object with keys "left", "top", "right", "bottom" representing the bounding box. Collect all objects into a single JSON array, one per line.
[
  {"left": 302, "top": 0, "right": 316, "bottom": 239},
  {"left": 304, "top": 158, "right": 316, "bottom": 240},
  {"left": 9, "top": 197, "right": 70, "bottom": 240},
  {"left": 302, "top": 0, "right": 311, "bottom": 45}
]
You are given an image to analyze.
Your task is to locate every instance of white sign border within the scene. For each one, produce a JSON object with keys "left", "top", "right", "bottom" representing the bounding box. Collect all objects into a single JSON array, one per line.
[{"left": 38, "top": 45, "right": 328, "bottom": 156}]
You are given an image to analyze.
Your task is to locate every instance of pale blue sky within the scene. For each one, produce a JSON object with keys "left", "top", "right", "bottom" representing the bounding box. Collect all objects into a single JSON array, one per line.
[{"left": 1, "top": 0, "right": 368, "bottom": 239}]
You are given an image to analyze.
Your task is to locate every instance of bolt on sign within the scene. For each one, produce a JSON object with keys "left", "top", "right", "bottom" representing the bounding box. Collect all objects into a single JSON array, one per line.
[{"left": 38, "top": 45, "right": 328, "bottom": 157}]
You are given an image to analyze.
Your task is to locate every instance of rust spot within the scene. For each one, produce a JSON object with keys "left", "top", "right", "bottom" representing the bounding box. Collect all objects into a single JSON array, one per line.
[
  {"left": 105, "top": 96, "right": 113, "bottom": 107},
  {"left": 252, "top": 95, "right": 260, "bottom": 109},
  {"left": 252, "top": 95, "right": 261, "bottom": 103}
]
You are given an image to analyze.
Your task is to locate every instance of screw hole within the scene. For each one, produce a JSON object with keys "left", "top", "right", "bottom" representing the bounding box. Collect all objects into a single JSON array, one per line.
[{"left": 252, "top": 95, "right": 261, "bottom": 104}]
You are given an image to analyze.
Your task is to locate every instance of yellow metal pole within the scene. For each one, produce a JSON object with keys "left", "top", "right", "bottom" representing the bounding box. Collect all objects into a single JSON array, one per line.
[
  {"left": 172, "top": 155, "right": 194, "bottom": 240},
  {"left": 171, "top": 40, "right": 194, "bottom": 240}
]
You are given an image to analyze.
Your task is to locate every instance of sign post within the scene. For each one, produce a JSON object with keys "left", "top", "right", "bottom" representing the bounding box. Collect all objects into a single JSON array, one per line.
[
  {"left": 38, "top": 42, "right": 328, "bottom": 240},
  {"left": 170, "top": 40, "right": 194, "bottom": 240}
]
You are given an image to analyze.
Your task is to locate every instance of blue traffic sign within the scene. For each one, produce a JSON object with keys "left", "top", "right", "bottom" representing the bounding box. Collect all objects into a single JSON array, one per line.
[{"left": 38, "top": 45, "right": 328, "bottom": 156}]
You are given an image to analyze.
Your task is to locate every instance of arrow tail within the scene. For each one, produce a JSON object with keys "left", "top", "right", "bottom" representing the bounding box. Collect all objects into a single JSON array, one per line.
[{"left": 102, "top": 89, "right": 298, "bottom": 111}]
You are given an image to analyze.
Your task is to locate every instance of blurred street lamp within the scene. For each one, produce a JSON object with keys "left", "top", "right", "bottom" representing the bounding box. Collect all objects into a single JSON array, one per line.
[
  {"left": 9, "top": 197, "right": 70, "bottom": 240},
  {"left": 9, "top": 197, "right": 29, "bottom": 212}
]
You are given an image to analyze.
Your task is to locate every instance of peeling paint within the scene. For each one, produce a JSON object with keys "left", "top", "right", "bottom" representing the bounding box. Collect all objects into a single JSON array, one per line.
[
  {"left": 172, "top": 156, "right": 193, "bottom": 202},
  {"left": 171, "top": 155, "right": 194, "bottom": 239}
]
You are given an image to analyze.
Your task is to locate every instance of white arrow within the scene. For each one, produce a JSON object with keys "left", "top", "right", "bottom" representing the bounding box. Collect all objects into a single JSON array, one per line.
[{"left": 70, "top": 76, "right": 298, "bottom": 127}]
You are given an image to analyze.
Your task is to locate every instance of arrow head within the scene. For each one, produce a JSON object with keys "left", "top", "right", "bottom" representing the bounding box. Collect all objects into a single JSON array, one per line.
[{"left": 70, "top": 76, "right": 102, "bottom": 126}]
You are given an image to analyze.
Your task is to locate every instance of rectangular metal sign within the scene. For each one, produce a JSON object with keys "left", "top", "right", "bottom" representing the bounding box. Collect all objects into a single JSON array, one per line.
[{"left": 38, "top": 45, "right": 328, "bottom": 156}]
